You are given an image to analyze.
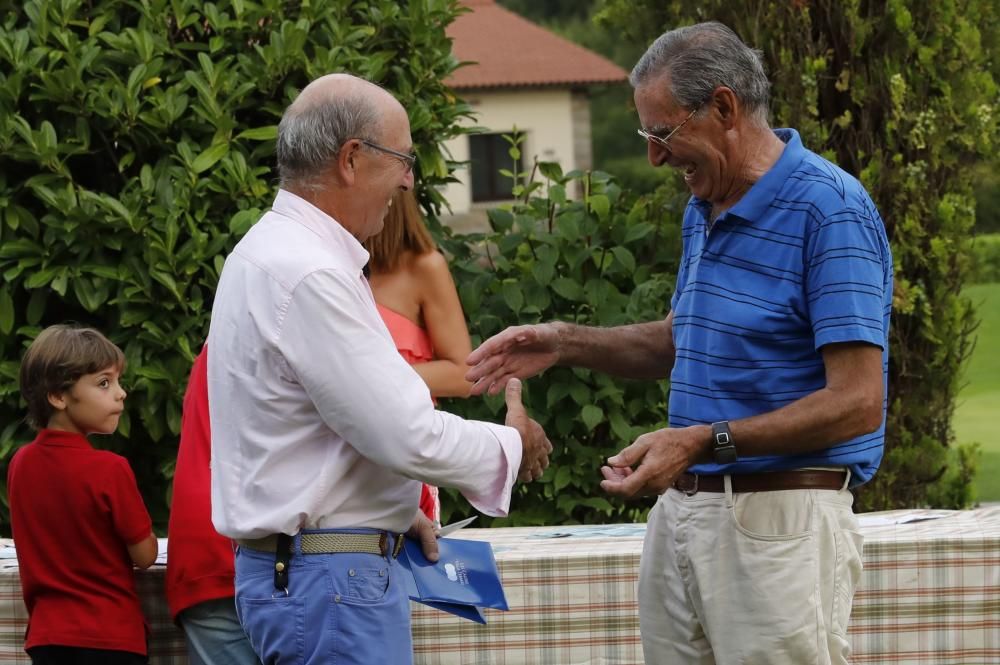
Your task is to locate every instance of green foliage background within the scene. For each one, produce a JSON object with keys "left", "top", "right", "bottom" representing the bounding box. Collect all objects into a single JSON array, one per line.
[
  {"left": 1, "top": 0, "right": 996, "bottom": 535},
  {"left": 437, "top": 152, "right": 688, "bottom": 525},
  {"left": 595, "top": 0, "right": 999, "bottom": 509},
  {"left": 0, "top": 0, "right": 472, "bottom": 533}
]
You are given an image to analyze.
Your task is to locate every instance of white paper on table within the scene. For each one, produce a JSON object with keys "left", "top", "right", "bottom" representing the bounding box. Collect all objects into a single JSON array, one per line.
[{"left": 856, "top": 510, "right": 956, "bottom": 528}]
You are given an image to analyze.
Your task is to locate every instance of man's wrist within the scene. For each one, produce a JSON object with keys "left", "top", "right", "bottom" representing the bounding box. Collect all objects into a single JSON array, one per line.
[
  {"left": 689, "top": 424, "right": 714, "bottom": 464},
  {"left": 547, "top": 321, "right": 570, "bottom": 366}
]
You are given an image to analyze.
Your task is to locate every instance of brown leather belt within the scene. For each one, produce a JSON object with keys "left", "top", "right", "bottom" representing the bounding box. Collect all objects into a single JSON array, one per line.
[
  {"left": 672, "top": 469, "right": 847, "bottom": 495},
  {"left": 236, "top": 531, "right": 405, "bottom": 558}
]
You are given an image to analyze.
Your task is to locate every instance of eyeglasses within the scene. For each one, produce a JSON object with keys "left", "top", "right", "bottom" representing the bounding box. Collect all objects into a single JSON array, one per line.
[
  {"left": 637, "top": 107, "right": 699, "bottom": 151},
  {"left": 358, "top": 139, "right": 417, "bottom": 173}
]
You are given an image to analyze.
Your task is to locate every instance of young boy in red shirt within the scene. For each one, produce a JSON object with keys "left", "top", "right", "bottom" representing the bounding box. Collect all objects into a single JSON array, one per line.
[{"left": 8, "top": 325, "right": 158, "bottom": 665}]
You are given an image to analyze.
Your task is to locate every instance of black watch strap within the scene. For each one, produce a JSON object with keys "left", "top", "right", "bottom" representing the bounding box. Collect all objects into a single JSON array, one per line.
[{"left": 711, "top": 421, "right": 738, "bottom": 464}]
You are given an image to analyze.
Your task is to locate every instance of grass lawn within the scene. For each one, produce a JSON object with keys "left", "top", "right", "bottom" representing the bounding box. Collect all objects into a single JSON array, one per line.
[{"left": 954, "top": 283, "right": 1000, "bottom": 503}]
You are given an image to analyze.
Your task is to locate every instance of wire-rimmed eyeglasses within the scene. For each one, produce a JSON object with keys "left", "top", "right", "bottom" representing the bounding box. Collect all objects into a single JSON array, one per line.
[
  {"left": 358, "top": 139, "right": 417, "bottom": 173},
  {"left": 637, "top": 107, "right": 699, "bottom": 151}
]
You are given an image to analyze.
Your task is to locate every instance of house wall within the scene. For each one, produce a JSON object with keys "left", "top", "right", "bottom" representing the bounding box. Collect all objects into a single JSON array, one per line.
[{"left": 440, "top": 87, "right": 587, "bottom": 226}]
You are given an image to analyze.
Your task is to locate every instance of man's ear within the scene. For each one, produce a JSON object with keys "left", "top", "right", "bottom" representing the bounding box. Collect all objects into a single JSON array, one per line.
[
  {"left": 710, "top": 86, "right": 740, "bottom": 130},
  {"left": 334, "top": 139, "right": 361, "bottom": 186},
  {"left": 47, "top": 391, "right": 68, "bottom": 412}
]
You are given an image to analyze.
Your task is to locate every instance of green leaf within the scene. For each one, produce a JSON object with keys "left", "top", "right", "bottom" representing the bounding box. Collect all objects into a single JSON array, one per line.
[
  {"left": 624, "top": 222, "right": 654, "bottom": 244},
  {"left": 0, "top": 287, "right": 14, "bottom": 335},
  {"left": 134, "top": 365, "right": 172, "bottom": 381},
  {"left": 192, "top": 143, "right": 229, "bottom": 174},
  {"left": 237, "top": 126, "right": 278, "bottom": 141},
  {"left": 581, "top": 404, "right": 604, "bottom": 431},
  {"left": 611, "top": 246, "right": 636, "bottom": 273},
  {"left": 551, "top": 277, "right": 584, "bottom": 301},
  {"left": 24, "top": 267, "right": 59, "bottom": 289},
  {"left": 554, "top": 466, "right": 572, "bottom": 492},
  {"left": 531, "top": 260, "right": 555, "bottom": 286},
  {"left": 537, "top": 161, "right": 563, "bottom": 182},
  {"left": 588, "top": 194, "right": 610, "bottom": 220},
  {"left": 25, "top": 289, "right": 46, "bottom": 325},
  {"left": 501, "top": 281, "right": 523, "bottom": 313}
]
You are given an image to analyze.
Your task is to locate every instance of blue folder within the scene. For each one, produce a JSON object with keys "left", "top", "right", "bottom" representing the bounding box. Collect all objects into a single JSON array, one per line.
[{"left": 397, "top": 537, "right": 509, "bottom": 624}]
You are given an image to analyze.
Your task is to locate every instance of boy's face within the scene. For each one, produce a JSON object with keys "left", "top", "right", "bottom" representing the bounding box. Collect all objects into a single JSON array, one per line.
[{"left": 47, "top": 366, "right": 127, "bottom": 435}]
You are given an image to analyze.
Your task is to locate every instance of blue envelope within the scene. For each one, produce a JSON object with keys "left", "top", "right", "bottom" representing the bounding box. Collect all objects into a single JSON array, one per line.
[{"left": 397, "top": 537, "right": 509, "bottom": 624}]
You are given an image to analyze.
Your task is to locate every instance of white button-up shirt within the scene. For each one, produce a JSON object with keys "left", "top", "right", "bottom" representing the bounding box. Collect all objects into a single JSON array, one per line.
[{"left": 207, "top": 190, "right": 522, "bottom": 539}]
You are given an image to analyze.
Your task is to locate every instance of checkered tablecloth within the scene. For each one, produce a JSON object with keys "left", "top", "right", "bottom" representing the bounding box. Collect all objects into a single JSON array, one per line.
[{"left": 0, "top": 507, "right": 996, "bottom": 664}]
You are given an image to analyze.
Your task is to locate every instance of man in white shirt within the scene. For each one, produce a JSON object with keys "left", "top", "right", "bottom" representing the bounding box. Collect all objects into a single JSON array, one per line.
[{"left": 207, "top": 73, "right": 552, "bottom": 665}]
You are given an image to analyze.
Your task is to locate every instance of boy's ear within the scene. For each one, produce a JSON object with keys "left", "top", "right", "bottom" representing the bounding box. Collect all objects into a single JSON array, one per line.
[{"left": 47, "top": 391, "right": 68, "bottom": 412}]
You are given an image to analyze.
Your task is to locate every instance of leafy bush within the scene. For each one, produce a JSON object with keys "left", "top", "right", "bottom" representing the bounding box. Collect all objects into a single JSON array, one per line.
[
  {"left": 0, "top": 0, "right": 471, "bottom": 534},
  {"left": 596, "top": 0, "right": 999, "bottom": 509},
  {"left": 437, "top": 141, "right": 687, "bottom": 525},
  {"left": 970, "top": 233, "right": 1000, "bottom": 284}
]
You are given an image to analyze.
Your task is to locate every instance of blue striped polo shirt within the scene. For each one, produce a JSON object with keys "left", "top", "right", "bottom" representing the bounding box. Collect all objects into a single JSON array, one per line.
[{"left": 670, "top": 129, "right": 893, "bottom": 486}]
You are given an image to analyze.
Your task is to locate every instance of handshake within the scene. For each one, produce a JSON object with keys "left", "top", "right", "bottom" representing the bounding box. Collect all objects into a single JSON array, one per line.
[{"left": 467, "top": 324, "right": 562, "bottom": 485}]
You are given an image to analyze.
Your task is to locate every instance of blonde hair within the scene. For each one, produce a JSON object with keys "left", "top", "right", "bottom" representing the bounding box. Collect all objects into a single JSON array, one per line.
[
  {"left": 364, "top": 190, "right": 436, "bottom": 273},
  {"left": 19, "top": 324, "right": 126, "bottom": 430}
]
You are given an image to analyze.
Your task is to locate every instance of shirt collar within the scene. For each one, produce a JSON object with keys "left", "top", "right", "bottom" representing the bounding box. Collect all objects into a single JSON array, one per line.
[
  {"left": 727, "top": 128, "right": 805, "bottom": 222},
  {"left": 271, "top": 189, "right": 371, "bottom": 277},
  {"left": 34, "top": 428, "right": 93, "bottom": 449},
  {"left": 693, "top": 128, "right": 806, "bottom": 224}
]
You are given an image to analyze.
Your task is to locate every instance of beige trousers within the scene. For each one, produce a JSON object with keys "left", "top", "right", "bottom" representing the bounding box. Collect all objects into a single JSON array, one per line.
[{"left": 638, "top": 478, "right": 863, "bottom": 665}]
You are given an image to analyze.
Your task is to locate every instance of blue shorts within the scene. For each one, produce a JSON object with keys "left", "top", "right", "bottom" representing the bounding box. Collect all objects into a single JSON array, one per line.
[{"left": 234, "top": 529, "right": 412, "bottom": 665}]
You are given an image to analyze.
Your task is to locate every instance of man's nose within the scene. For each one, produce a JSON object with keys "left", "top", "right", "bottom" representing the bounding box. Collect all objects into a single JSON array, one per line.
[{"left": 647, "top": 141, "right": 670, "bottom": 167}]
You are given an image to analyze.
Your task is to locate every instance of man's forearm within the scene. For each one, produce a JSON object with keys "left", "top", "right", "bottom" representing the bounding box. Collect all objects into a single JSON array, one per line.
[
  {"left": 727, "top": 385, "right": 883, "bottom": 460},
  {"left": 552, "top": 317, "right": 675, "bottom": 380}
]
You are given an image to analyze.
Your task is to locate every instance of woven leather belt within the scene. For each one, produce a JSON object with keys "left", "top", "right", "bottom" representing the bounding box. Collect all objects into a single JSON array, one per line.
[
  {"left": 672, "top": 469, "right": 847, "bottom": 495},
  {"left": 236, "top": 531, "right": 404, "bottom": 558}
]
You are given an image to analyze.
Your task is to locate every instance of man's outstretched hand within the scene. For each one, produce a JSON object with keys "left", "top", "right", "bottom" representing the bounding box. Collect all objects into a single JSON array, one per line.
[
  {"left": 504, "top": 378, "right": 552, "bottom": 482},
  {"left": 466, "top": 324, "right": 560, "bottom": 396}
]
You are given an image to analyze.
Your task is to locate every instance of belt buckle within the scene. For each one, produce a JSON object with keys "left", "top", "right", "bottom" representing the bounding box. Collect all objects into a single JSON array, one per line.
[{"left": 675, "top": 473, "right": 698, "bottom": 495}]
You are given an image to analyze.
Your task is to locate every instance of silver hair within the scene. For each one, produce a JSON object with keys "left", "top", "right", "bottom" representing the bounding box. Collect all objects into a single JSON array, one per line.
[
  {"left": 276, "top": 89, "right": 381, "bottom": 189},
  {"left": 630, "top": 22, "right": 771, "bottom": 126}
]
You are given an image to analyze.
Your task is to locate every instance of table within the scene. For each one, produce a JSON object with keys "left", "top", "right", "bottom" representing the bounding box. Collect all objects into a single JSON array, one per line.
[{"left": 0, "top": 507, "right": 997, "bottom": 664}]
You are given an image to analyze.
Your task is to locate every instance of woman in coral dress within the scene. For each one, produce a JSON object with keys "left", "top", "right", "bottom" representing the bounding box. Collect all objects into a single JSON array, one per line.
[{"left": 364, "top": 190, "right": 473, "bottom": 526}]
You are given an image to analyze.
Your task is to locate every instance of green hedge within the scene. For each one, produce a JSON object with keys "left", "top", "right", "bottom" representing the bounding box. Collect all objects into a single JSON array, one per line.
[{"left": 0, "top": 0, "right": 471, "bottom": 534}]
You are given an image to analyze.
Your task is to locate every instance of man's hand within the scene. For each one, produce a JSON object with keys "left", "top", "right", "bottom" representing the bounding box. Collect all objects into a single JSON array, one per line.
[
  {"left": 504, "top": 379, "right": 552, "bottom": 482},
  {"left": 406, "top": 511, "right": 440, "bottom": 562},
  {"left": 466, "top": 324, "right": 560, "bottom": 396},
  {"left": 600, "top": 425, "right": 711, "bottom": 498}
]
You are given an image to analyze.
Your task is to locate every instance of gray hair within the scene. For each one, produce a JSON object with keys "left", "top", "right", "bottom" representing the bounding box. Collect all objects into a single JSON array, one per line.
[
  {"left": 630, "top": 22, "right": 771, "bottom": 126},
  {"left": 276, "top": 88, "right": 381, "bottom": 189}
]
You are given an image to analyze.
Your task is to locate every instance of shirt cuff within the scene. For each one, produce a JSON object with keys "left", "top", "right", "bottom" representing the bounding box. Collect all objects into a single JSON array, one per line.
[{"left": 460, "top": 423, "right": 522, "bottom": 517}]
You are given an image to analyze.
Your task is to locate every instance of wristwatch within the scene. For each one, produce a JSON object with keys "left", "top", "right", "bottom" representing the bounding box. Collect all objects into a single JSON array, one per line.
[{"left": 710, "top": 421, "right": 738, "bottom": 464}]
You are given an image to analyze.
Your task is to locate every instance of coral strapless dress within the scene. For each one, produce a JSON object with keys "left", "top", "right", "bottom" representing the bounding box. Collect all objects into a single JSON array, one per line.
[{"left": 377, "top": 304, "right": 441, "bottom": 526}]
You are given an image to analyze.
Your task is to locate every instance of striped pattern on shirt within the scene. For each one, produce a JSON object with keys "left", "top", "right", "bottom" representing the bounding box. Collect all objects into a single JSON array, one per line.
[{"left": 670, "top": 128, "right": 893, "bottom": 486}]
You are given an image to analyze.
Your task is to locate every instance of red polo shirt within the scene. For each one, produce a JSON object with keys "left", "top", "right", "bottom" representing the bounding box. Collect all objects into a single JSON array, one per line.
[
  {"left": 7, "top": 429, "right": 151, "bottom": 654},
  {"left": 165, "top": 346, "right": 237, "bottom": 620}
]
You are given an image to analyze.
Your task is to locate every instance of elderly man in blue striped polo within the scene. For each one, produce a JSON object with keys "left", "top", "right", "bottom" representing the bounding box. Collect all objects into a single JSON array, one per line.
[{"left": 466, "top": 21, "right": 893, "bottom": 665}]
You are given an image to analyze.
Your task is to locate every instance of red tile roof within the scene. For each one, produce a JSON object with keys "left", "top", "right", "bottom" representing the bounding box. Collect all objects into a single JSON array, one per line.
[{"left": 445, "top": 0, "right": 628, "bottom": 90}]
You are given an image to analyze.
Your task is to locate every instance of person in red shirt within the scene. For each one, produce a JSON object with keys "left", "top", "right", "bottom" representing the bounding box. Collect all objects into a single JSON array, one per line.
[
  {"left": 166, "top": 346, "right": 259, "bottom": 665},
  {"left": 8, "top": 325, "right": 157, "bottom": 665}
]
